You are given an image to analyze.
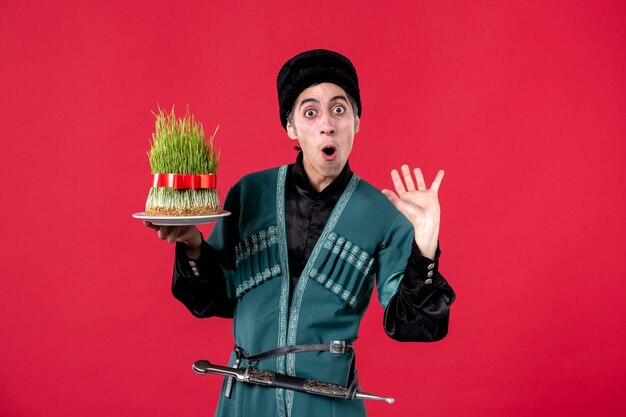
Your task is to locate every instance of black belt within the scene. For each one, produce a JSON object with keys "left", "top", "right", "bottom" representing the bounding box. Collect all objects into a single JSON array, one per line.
[{"left": 235, "top": 340, "right": 353, "bottom": 362}]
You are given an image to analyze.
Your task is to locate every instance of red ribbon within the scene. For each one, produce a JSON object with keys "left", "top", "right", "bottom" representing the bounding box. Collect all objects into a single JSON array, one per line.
[{"left": 152, "top": 173, "right": 217, "bottom": 189}]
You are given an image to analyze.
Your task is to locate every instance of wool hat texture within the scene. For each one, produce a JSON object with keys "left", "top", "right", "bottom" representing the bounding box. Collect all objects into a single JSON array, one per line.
[{"left": 277, "top": 49, "right": 361, "bottom": 130}]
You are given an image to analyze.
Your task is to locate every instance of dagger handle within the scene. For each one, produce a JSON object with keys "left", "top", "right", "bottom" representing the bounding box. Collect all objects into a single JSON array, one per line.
[{"left": 193, "top": 360, "right": 243, "bottom": 380}]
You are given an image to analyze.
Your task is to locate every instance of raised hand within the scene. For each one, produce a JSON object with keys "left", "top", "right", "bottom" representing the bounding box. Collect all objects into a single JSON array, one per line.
[{"left": 382, "top": 165, "right": 444, "bottom": 260}]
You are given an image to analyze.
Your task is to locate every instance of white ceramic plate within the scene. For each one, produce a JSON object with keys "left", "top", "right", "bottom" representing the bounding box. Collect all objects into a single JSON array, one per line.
[{"left": 132, "top": 211, "right": 231, "bottom": 226}]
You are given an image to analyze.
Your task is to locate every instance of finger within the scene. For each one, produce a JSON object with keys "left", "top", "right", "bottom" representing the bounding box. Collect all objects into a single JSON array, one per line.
[
  {"left": 167, "top": 227, "right": 181, "bottom": 243},
  {"left": 413, "top": 167, "right": 427, "bottom": 190},
  {"left": 176, "top": 226, "right": 196, "bottom": 243},
  {"left": 390, "top": 169, "right": 406, "bottom": 195},
  {"left": 430, "top": 169, "right": 445, "bottom": 192},
  {"left": 401, "top": 165, "right": 416, "bottom": 191},
  {"left": 157, "top": 226, "right": 173, "bottom": 241},
  {"left": 174, "top": 226, "right": 202, "bottom": 249},
  {"left": 168, "top": 226, "right": 188, "bottom": 243},
  {"left": 383, "top": 189, "right": 415, "bottom": 219},
  {"left": 382, "top": 189, "right": 400, "bottom": 206},
  {"left": 144, "top": 221, "right": 160, "bottom": 231}
]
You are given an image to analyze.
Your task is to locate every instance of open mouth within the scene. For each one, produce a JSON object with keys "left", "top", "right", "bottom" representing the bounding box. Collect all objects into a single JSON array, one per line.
[{"left": 321, "top": 145, "right": 337, "bottom": 160}]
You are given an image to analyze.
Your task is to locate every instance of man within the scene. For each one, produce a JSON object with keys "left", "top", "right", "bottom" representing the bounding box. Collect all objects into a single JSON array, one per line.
[{"left": 146, "top": 49, "right": 455, "bottom": 417}]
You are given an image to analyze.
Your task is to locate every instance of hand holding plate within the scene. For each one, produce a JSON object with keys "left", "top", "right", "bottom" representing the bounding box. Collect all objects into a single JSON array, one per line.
[{"left": 143, "top": 221, "right": 203, "bottom": 259}]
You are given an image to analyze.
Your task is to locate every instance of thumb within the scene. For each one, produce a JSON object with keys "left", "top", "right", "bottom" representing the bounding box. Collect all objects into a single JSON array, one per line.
[
  {"left": 383, "top": 189, "right": 414, "bottom": 219},
  {"left": 382, "top": 189, "right": 400, "bottom": 206}
]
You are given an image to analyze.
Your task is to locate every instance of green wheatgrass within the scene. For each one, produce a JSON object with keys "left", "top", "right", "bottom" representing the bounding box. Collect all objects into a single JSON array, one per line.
[{"left": 145, "top": 107, "right": 221, "bottom": 215}]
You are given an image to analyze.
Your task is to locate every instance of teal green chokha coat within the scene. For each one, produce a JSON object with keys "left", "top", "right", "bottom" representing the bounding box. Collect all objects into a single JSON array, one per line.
[{"left": 207, "top": 165, "right": 416, "bottom": 417}]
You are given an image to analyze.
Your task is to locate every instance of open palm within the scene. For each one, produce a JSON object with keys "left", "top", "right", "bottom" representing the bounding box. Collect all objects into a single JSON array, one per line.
[{"left": 382, "top": 165, "right": 444, "bottom": 260}]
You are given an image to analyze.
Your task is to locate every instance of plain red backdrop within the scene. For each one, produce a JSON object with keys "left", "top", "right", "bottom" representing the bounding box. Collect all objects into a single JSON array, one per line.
[{"left": 1, "top": 0, "right": 625, "bottom": 416}]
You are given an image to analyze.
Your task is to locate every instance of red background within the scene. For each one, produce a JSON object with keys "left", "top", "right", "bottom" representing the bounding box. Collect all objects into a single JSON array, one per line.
[{"left": 1, "top": 1, "right": 625, "bottom": 416}]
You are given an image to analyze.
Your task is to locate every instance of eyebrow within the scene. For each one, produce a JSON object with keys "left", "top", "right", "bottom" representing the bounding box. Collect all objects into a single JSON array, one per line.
[{"left": 298, "top": 95, "right": 349, "bottom": 110}]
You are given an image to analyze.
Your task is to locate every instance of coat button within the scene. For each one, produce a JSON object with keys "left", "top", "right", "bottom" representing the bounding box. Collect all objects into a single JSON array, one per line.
[
  {"left": 427, "top": 270, "right": 434, "bottom": 278},
  {"left": 427, "top": 263, "right": 435, "bottom": 271},
  {"left": 425, "top": 278, "right": 433, "bottom": 285}
]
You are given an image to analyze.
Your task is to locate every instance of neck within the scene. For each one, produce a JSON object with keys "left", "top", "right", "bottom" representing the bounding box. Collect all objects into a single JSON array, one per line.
[{"left": 302, "top": 160, "right": 338, "bottom": 192}]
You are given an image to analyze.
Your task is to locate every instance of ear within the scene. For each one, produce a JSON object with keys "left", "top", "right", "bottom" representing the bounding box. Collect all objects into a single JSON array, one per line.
[
  {"left": 286, "top": 120, "right": 298, "bottom": 139},
  {"left": 354, "top": 116, "right": 360, "bottom": 134}
]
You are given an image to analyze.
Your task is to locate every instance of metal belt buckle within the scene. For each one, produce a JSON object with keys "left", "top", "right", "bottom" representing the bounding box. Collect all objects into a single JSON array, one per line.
[{"left": 330, "top": 340, "right": 346, "bottom": 354}]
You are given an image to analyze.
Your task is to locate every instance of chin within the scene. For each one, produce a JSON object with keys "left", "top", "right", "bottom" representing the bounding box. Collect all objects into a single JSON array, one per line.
[{"left": 323, "top": 163, "right": 344, "bottom": 177}]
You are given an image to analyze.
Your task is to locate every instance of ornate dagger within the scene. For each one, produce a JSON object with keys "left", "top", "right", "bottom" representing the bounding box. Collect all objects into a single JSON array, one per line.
[{"left": 193, "top": 360, "right": 395, "bottom": 404}]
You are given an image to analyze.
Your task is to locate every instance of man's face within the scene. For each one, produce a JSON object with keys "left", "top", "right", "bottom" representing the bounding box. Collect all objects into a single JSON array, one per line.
[{"left": 286, "top": 82, "right": 360, "bottom": 191}]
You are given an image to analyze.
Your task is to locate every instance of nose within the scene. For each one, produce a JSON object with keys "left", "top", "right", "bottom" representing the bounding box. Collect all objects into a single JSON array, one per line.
[{"left": 319, "top": 112, "right": 335, "bottom": 135}]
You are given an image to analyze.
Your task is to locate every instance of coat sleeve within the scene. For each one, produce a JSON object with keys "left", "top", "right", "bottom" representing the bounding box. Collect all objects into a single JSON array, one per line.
[
  {"left": 375, "top": 213, "right": 456, "bottom": 342},
  {"left": 383, "top": 242, "right": 455, "bottom": 341},
  {"left": 171, "top": 185, "right": 240, "bottom": 318}
]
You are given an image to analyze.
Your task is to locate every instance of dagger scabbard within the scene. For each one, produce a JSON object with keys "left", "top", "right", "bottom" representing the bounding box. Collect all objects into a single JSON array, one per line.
[{"left": 192, "top": 360, "right": 394, "bottom": 404}]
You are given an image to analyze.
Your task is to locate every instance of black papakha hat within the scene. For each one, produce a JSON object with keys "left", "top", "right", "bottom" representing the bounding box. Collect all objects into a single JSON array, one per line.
[{"left": 277, "top": 49, "right": 361, "bottom": 130}]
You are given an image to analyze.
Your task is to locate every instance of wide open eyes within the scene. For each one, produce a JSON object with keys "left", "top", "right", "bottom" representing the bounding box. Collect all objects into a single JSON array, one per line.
[
  {"left": 332, "top": 105, "right": 346, "bottom": 114},
  {"left": 303, "top": 104, "right": 346, "bottom": 119}
]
